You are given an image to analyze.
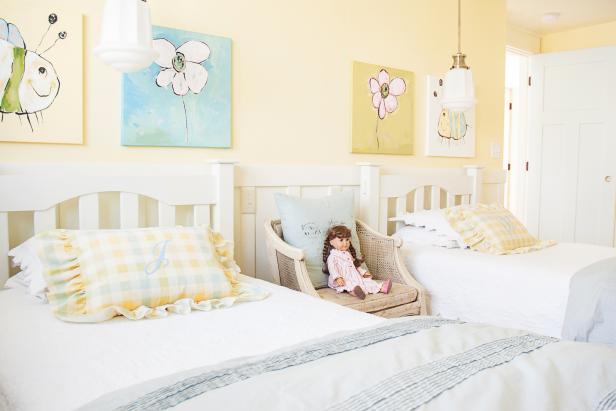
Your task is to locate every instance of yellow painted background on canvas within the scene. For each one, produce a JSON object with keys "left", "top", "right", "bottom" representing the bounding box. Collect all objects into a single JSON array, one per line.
[
  {"left": 352, "top": 61, "right": 414, "bottom": 155},
  {"left": 0, "top": 2, "right": 82, "bottom": 143}
]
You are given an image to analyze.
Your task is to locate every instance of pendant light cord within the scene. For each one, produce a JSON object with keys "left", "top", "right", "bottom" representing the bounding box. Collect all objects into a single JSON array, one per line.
[{"left": 458, "top": 0, "right": 461, "bottom": 54}]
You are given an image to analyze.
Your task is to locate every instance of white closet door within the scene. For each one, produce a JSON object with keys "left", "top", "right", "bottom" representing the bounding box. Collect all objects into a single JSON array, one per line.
[{"left": 527, "top": 46, "right": 616, "bottom": 246}]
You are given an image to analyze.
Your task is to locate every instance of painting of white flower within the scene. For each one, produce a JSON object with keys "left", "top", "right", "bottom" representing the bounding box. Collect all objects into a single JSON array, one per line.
[
  {"left": 121, "top": 26, "right": 231, "bottom": 149},
  {"left": 154, "top": 39, "right": 209, "bottom": 95},
  {"left": 351, "top": 61, "right": 414, "bottom": 155},
  {"left": 153, "top": 38, "right": 210, "bottom": 143}
]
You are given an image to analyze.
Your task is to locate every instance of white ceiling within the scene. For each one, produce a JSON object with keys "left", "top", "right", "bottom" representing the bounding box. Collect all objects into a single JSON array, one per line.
[{"left": 507, "top": 0, "right": 616, "bottom": 35}]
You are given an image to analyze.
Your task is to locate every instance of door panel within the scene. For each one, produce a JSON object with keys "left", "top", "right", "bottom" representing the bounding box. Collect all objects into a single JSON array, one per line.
[
  {"left": 575, "top": 123, "right": 608, "bottom": 245},
  {"left": 543, "top": 63, "right": 606, "bottom": 111},
  {"left": 537, "top": 124, "right": 567, "bottom": 240}
]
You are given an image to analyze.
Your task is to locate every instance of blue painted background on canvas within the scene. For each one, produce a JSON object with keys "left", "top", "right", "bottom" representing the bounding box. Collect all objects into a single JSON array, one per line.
[{"left": 122, "top": 26, "right": 231, "bottom": 147}]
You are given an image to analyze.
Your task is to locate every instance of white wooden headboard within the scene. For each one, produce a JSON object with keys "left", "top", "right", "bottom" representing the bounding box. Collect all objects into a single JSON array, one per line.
[
  {"left": 234, "top": 164, "right": 506, "bottom": 282},
  {"left": 0, "top": 162, "right": 505, "bottom": 286},
  {"left": 359, "top": 164, "right": 506, "bottom": 235},
  {"left": 234, "top": 165, "right": 360, "bottom": 283},
  {"left": 0, "top": 161, "right": 235, "bottom": 285}
]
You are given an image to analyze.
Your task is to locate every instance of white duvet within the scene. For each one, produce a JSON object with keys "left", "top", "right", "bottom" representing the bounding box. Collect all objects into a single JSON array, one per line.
[
  {"left": 81, "top": 318, "right": 616, "bottom": 411},
  {"left": 0, "top": 276, "right": 382, "bottom": 411},
  {"left": 398, "top": 241, "right": 616, "bottom": 337}
]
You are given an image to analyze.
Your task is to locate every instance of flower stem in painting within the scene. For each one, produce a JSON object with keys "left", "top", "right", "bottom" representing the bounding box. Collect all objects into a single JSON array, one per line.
[
  {"left": 375, "top": 117, "right": 380, "bottom": 149},
  {"left": 181, "top": 96, "right": 189, "bottom": 144}
]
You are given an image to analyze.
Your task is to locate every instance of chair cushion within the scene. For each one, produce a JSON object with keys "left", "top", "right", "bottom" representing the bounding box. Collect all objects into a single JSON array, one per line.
[{"left": 317, "top": 282, "right": 418, "bottom": 314}]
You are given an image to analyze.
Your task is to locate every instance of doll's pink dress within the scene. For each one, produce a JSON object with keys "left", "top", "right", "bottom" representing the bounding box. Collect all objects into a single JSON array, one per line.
[{"left": 327, "top": 249, "right": 381, "bottom": 294}]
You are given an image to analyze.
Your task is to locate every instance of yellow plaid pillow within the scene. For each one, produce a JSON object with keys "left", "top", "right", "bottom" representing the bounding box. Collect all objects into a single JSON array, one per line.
[
  {"left": 36, "top": 226, "right": 267, "bottom": 323},
  {"left": 443, "top": 204, "right": 555, "bottom": 255}
]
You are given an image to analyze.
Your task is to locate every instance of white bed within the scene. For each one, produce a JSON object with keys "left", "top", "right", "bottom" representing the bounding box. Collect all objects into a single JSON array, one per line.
[
  {"left": 1, "top": 164, "right": 616, "bottom": 410},
  {"left": 396, "top": 239, "right": 616, "bottom": 337},
  {"left": 359, "top": 166, "right": 616, "bottom": 342},
  {"left": 0, "top": 276, "right": 382, "bottom": 411}
]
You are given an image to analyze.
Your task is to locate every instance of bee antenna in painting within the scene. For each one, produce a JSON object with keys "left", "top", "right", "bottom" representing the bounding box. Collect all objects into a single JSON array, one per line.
[
  {"left": 40, "top": 30, "right": 67, "bottom": 55},
  {"left": 34, "top": 13, "right": 58, "bottom": 53}
]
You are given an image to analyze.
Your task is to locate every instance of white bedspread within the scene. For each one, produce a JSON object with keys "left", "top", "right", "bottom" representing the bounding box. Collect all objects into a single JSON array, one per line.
[
  {"left": 81, "top": 318, "right": 616, "bottom": 411},
  {"left": 398, "top": 242, "right": 616, "bottom": 337},
  {"left": 0, "top": 276, "right": 382, "bottom": 411}
]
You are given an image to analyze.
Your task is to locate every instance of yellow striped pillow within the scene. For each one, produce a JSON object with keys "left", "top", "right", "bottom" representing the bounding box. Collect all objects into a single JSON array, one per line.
[
  {"left": 36, "top": 226, "right": 267, "bottom": 322},
  {"left": 443, "top": 204, "right": 555, "bottom": 254}
]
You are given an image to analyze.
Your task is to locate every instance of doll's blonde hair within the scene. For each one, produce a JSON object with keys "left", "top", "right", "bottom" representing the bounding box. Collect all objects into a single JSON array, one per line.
[{"left": 322, "top": 225, "right": 363, "bottom": 274}]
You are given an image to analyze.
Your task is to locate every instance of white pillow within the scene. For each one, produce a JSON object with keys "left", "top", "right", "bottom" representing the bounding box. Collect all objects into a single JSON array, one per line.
[
  {"left": 393, "top": 226, "right": 462, "bottom": 249},
  {"left": 4, "top": 271, "right": 29, "bottom": 291},
  {"left": 6, "top": 237, "right": 48, "bottom": 301},
  {"left": 399, "top": 210, "right": 466, "bottom": 248},
  {"left": 3, "top": 271, "right": 48, "bottom": 302}
]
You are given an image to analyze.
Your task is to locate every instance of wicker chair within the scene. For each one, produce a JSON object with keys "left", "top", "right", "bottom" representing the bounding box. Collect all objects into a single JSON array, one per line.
[{"left": 264, "top": 219, "right": 427, "bottom": 317}]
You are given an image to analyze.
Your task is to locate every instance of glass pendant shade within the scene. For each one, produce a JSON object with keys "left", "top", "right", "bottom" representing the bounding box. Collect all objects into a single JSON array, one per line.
[
  {"left": 441, "top": 65, "right": 475, "bottom": 111},
  {"left": 94, "top": 0, "right": 158, "bottom": 72}
]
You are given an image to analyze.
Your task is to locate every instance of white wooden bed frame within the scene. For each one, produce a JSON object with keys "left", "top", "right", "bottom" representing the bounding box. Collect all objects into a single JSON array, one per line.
[
  {"left": 359, "top": 165, "right": 506, "bottom": 235},
  {"left": 0, "top": 161, "right": 235, "bottom": 286},
  {"left": 234, "top": 164, "right": 505, "bottom": 282},
  {"left": 0, "top": 162, "right": 505, "bottom": 286}
]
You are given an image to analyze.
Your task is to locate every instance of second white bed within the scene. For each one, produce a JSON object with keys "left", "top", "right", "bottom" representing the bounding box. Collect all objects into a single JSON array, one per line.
[{"left": 397, "top": 237, "right": 616, "bottom": 338}]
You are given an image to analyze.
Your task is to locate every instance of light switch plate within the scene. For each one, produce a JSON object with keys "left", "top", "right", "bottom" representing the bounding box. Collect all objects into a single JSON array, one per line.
[
  {"left": 240, "top": 187, "right": 256, "bottom": 214},
  {"left": 490, "top": 142, "right": 502, "bottom": 159}
]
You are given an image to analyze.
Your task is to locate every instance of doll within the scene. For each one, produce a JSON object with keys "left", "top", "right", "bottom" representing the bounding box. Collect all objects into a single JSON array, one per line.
[{"left": 322, "top": 225, "right": 392, "bottom": 300}]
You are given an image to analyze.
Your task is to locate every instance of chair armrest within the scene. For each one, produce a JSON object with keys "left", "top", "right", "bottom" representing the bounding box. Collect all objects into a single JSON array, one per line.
[
  {"left": 355, "top": 219, "right": 429, "bottom": 315},
  {"left": 263, "top": 220, "right": 319, "bottom": 298},
  {"left": 263, "top": 221, "right": 305, "bottom": 261},
  {"left": 357, "top": 219, "right": 404, "bottom": 247}
]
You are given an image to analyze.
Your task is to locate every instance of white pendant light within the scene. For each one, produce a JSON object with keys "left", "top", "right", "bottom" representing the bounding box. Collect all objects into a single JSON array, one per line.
[
  {"left": 94, "top": 0, "right": 158, "bottom": 72},
  {"left": 441, "top": 0, "right": 476, "bottom": 112}
]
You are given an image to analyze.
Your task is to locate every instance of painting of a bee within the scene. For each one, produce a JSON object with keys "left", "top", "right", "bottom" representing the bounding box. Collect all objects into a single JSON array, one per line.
[
  {"left": 426, "top": 75, "right": 475, "bottom": 158},
  {"left": 0, "top": 4, "right": 82, "bottom": 144},
  {"left": 0, "top": 14, "right": 66, "bottom": 130}
]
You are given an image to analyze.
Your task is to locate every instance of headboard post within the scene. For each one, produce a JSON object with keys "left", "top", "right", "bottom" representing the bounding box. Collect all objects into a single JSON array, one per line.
[
  {"left": 0, "top": 212, "right": 8, "bottom": 286},
  {"left": 358, "top": 163, "right": 381, "bottom": 229},
  {"left": 465, "top": 165, "right": 484, "bottom": 204},
  {"left": 210, "top": 160, "right": 236, "bottom": 242}
]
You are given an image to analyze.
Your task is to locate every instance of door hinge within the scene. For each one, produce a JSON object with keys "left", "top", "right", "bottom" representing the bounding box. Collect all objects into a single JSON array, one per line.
[
  {"left": 528, "top": 76, "right": 532, "bottom": 86},
  {"left": 509, "top": 102, "right": 512, "bottom": 110},
  {"left": 507, "top": 163, "right": 511, "bottom": 171},
  {"left": 525, "top": 161, "right": 529, "bottom": 171}
]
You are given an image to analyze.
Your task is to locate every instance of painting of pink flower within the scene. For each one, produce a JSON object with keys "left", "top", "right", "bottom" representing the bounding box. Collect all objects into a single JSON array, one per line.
[
  {"left": 369, "top": 69, "right": 406, "bottom": 120},
  {"left": 351, "top": 61, "right": 414, "bottom": 155}
]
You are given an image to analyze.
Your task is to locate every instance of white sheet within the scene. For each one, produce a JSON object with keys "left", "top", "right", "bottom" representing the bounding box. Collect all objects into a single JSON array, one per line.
[
  {"left": 0, "top": 276, "right": 383, "bottom": 411},
  {"left": 398, "top": 241, "right": 616, "bottom": 337}
]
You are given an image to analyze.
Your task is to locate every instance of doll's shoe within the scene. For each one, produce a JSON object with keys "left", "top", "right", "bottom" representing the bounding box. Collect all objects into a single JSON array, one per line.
[
  {"left": 352, "top": 285, "right": 366, "bottom": 300},
  {"left": 381, "top": 279, "right": 392, "bottom": 294}
]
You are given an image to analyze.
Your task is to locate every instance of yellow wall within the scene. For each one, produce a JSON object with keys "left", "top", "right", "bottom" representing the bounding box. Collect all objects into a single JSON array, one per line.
[
  {"left": 541, "top": 19, "right": 616, "bottom": 53},
  {"left": 0, "top": 0, "right": 506, "bottom": 169},
  {"left": 507, "top": 25, "right": 540, "bottom": 54}
]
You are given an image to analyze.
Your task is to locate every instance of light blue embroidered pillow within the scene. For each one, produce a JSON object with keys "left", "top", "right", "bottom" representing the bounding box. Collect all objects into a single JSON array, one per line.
[{"left": 274, "top": 191, "right": 361, "bottom": 288}]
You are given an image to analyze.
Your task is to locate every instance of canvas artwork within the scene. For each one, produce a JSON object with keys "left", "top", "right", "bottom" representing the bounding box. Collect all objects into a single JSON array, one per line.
[
  {"left": 122, "top": 25, "right": 231, "bottom": 148},
  {"left": 0, "top": 4, "right": 82, "bottom": 144},
  {"left": 351, "top": 61, "right": 414, "bottom": 155},
  {"left": 426, "top": 75, "right": 475, "bottom": 157}
]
